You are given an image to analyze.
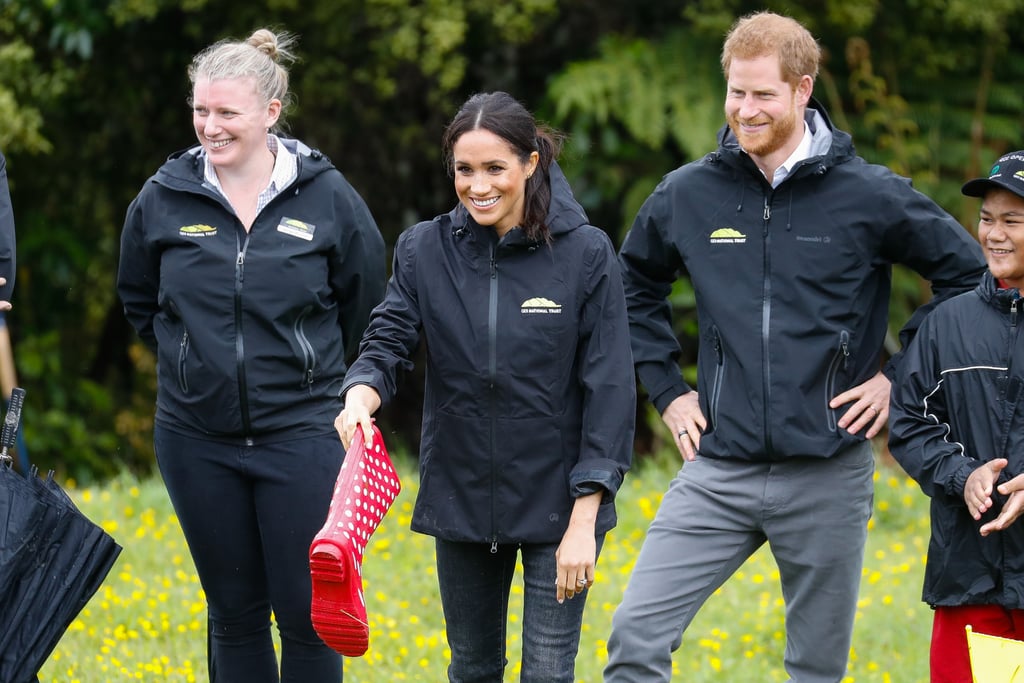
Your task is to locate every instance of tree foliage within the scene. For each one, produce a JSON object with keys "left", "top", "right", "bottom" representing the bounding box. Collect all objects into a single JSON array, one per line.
[{"left": 1, "top": 0, "right": 1023, "bottom": 477}]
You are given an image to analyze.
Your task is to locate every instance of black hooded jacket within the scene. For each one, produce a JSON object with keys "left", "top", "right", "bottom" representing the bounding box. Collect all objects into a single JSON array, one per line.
[
  {"left": 890, "top": 272, "right": 1024, "bottom": 608},
  {"left": 619, "top": 100, "right": 986, "bottom": 461},
  {"left": 118, "top": 140, "right": 386, "bottom": 442},
  {"left": 342, "top": 164, "right": 635, "bottom": 544}
]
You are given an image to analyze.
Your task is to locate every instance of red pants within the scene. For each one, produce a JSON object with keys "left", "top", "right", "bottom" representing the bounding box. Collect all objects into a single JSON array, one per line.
[{"left": 931, "top": 604, "right": 1024, "bottom": 683}]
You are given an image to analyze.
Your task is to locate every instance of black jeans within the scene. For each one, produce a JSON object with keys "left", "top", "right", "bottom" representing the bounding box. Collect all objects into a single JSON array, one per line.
[
  {"left": 154, "top": 425, "right": 344, "bottom": 682},
  {"left": 435, "top": 536, "right": 603, "bottom": 683}
]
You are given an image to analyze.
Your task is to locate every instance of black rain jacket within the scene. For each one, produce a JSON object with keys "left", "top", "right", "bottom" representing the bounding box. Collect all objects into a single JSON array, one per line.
[
  {"left": 342, "top": 164, "right": 635, "bottom": 544},
  {"left": 619, "top": 100, "right": 986, "bottom": 461},
  {"left": 890, "top": 272, "right": 1024, "bottom": 608},
  {"left": 118, "top": 140, "right": 386, "bottom": 441}
]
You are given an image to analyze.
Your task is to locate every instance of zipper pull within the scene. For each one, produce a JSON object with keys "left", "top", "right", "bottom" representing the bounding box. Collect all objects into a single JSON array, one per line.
[
  {"left": 1012, "top": 296, "right": 1019, "bottom": 328},
  {"left": 490, "top": 541, "right": 498, "bottom": 554}
]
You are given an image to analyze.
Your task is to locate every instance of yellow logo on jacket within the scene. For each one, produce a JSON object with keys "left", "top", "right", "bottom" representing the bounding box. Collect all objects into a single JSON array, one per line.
[
  {"left": 180, "top": 224, "right": 217, "bottom": 237},
  {"left": 521, "top": 297, "right": 562, "bottom": 315},
  {"left": 709, "top": 227, "right": 746, "bottom": 244}
]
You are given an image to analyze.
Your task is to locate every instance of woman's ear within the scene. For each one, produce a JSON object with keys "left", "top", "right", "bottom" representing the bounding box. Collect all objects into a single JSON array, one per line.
[
  {"left": 526, "top": 150, "right": 540, "bottom": 179},
  {"left": 265, "top": 98, "right": 283, "bottom": 130}
]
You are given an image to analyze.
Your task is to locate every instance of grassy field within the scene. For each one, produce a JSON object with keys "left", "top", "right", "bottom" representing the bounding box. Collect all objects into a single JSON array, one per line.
[{"left": 37, "top": 450, "right": 935, "bottom": 682}]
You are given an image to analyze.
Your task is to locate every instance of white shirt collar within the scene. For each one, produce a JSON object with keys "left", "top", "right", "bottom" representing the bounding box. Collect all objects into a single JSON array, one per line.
[
  {"left": 201, "top": 134, "right": 298, "bottom": 197},
  {"left": 769, "top": 121, "right": 812, "bottom": 188}
]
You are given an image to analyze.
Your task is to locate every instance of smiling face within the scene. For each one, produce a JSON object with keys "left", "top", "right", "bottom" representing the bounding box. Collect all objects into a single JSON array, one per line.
[
  {"left": 192, "top": 76, "right": 280, "bottom": 173},
  {"left": 724, "top": 54, "right": 811, "bottom": 169},
  {"left": 979, "top": 188, "right": 1024, "bottom": 290},
  {"left": 451, "top": 128, "right": 538, "bottom": 237}
]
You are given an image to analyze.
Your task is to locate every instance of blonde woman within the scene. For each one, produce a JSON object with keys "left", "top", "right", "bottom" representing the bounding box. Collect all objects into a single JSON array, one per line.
[{"left": 118, "top": 28, "right": 385, "bottom": 681}]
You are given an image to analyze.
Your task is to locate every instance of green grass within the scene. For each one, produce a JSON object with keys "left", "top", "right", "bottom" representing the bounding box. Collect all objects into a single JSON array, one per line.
[{"left": 38, "top": 452, "right": 934, "bottom": 682}]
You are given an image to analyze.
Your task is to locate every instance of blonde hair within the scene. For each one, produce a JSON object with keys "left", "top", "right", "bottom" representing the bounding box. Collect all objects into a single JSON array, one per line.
[
  {"left": 189, "top": 28, "right": 296, "bottom": 127},
  {"left": 721, "top": 12, "right": 820, "bottom": 87}
]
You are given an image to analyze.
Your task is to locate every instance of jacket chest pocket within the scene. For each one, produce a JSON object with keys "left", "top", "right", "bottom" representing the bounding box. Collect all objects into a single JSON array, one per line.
[{"left": 506, "top": 295, "right": 577, "bottom": 374}]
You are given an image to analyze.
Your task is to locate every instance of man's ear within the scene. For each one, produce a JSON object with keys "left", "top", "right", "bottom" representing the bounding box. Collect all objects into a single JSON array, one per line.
[{"left": 795, "top": 75, "right": 814, "bottom": 106}]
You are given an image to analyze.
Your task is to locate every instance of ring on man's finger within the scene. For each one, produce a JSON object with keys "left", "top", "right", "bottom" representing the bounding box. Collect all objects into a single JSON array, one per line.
[{"left": 678, "top": 429, "right": 688, "bottom": 438}]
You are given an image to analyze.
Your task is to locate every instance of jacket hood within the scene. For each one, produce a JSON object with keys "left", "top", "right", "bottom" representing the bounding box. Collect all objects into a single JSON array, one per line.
[
  {"left": 152, "top": 137, "right": 335, "bottom": 189},
  {"left": 447, "top": 160, "right": 590, "bottom": 242},
  {"left": 544, "top": 160, "right": 590, "bottom": 236},
  {"left": 715, "top": 97, "right": 856, "bottom": 172}
]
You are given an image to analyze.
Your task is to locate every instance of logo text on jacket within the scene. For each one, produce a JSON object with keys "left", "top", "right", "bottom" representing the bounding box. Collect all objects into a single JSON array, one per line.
[
  {"left": 709, "top": 227, "right": 747, "bottom": 244},
  {"left": 179, "top": 224, "right": 217, "bottom": 237},
  {"left": 521, "top": 297, "right": 562, "bottom": 314}
]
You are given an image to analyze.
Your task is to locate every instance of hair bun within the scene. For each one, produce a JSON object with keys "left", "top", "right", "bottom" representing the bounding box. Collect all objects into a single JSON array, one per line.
[{"left": 247, "top": 28, "right": 280, "bottom": 60}]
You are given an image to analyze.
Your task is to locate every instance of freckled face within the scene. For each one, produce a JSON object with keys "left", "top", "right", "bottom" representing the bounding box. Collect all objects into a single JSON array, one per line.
[
  {"left": 192, "top": 76, "right": 280, "bottom": 173},
  {"left": 978, "top": 188, "right": 1024, "bottom": 290},
  {"left": 452, "top": 129, "right": 538, "bottom": 237}
]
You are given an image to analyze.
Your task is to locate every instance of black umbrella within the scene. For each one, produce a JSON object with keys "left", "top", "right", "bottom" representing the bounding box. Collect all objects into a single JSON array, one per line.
[{"left": 0, "top": 388, "right": 123, "bottom": 683}]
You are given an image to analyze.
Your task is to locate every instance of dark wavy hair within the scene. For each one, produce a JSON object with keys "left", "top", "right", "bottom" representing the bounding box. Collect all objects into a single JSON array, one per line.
[{"left": 442, "top": 92, "right": 563, "bottom": 243}]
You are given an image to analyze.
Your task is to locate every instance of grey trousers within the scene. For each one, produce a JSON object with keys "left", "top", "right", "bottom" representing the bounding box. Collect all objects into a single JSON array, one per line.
[{"left": 604, "top": 442, "right": 874, "bottom": 683}]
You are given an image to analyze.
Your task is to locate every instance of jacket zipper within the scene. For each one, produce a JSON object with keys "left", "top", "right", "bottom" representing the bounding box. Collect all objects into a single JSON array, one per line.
[
  {"left": 235, "top": 231, "right": 253, "bottom": 439},
  {"left": 193, "top": 168, "right": 302, "bottom": 445},
  {"left": 488, "top": 242, "right": 499, "bottom": 553},
  {"left": 825, "top": 330, "right": 851, "bottom": 432},
  {"left": 761, "top": 194, "right": 774, "bottom": 455},
  {"left": 997, "top": 295, "right": 1021, "bottom": 460}
]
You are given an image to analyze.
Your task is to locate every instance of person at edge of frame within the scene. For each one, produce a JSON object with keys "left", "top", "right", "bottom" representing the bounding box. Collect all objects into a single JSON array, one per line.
[
  {"left": 0, "top": 149, "right": 14, "bottom": 312},
  {"left": 889, "top": 149, "right": 1024, "bottom": 683}
]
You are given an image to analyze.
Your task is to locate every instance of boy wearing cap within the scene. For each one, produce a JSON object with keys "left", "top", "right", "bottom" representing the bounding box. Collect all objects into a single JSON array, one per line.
[{"left": 889, "top": 150, "right": 1024, "bottom": 683}]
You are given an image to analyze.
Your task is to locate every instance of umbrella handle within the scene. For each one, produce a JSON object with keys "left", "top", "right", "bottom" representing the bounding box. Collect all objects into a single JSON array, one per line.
[{"left": 0, "top": 385, "right": 24, "bottom": 463}]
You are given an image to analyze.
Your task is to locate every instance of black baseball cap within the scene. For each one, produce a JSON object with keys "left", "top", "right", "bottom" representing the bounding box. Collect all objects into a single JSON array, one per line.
[{"left": 962, "top": 150, "right": 1024, "bottom": 200}]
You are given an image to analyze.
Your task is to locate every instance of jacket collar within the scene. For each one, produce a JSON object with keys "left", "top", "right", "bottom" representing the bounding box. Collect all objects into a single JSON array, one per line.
[
  {"left": 977, "top": 270, "right": 1022, "bottom": 313},
  {"left": 155, "top": 137, "right": 334, "bottom": 190},
  {"left": 715, "top": 97, "right": 856, "bottom": 177}
]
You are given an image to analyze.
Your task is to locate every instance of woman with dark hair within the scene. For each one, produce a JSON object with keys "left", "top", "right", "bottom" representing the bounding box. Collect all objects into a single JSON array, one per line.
[{"left": 336, "top": 91, "right": 635, "bottom": 682}]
